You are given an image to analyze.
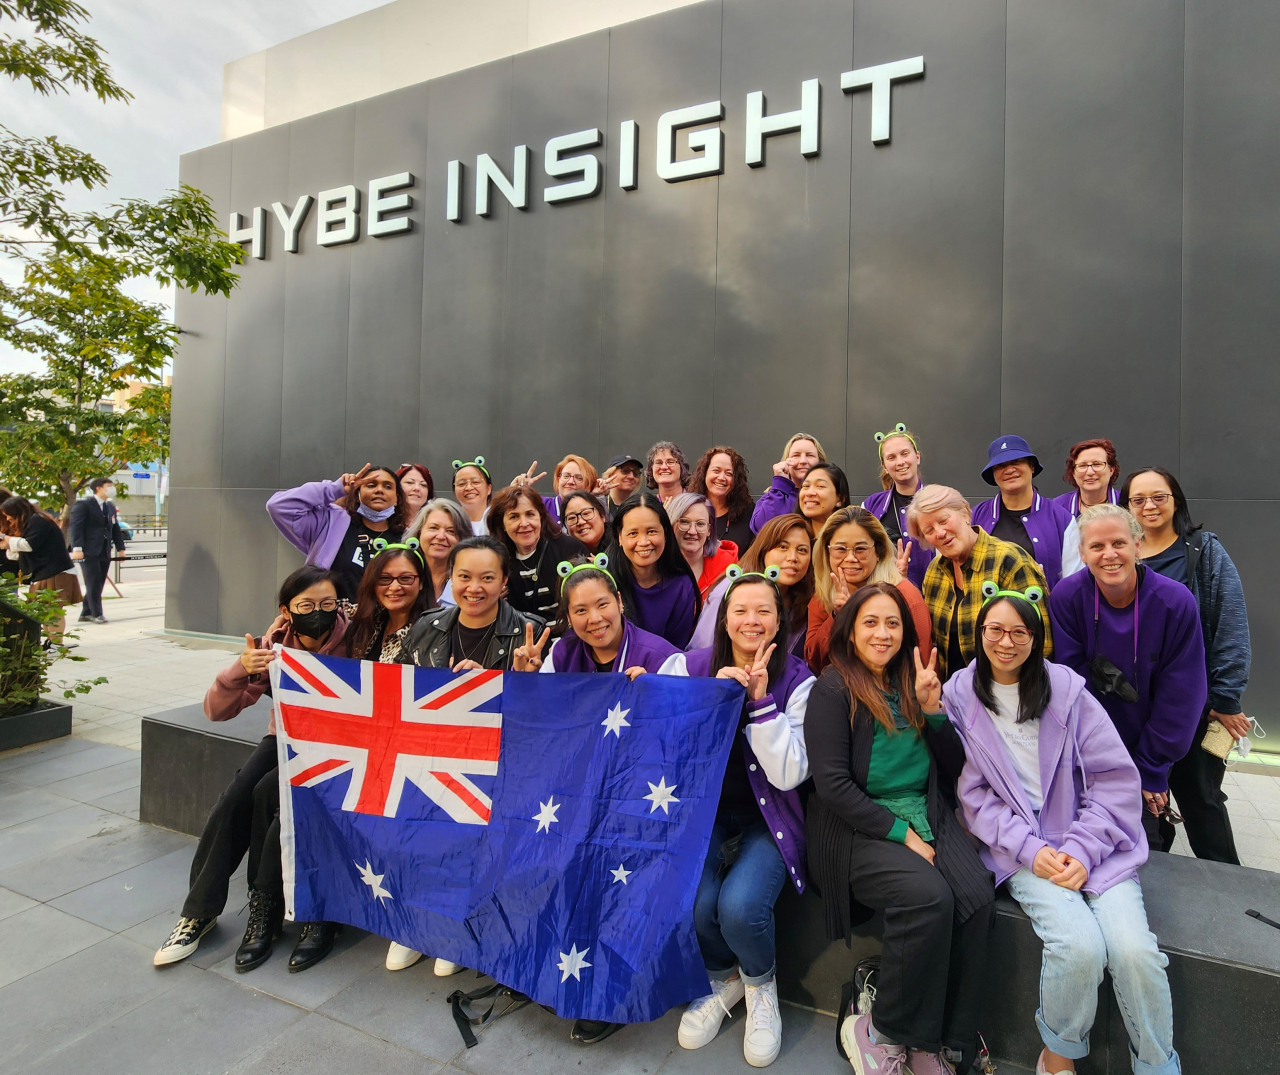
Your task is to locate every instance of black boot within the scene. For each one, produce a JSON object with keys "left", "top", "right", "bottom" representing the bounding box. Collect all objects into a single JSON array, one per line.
[
  {"left": 289, "top": 921, "right": 341, "bottom": 973},
  {"left": 570, "top": 1019, "right": 622, "bottom": 1044},
  {"left": 235, "top": 889, "right": 283, "bottom": 972}
]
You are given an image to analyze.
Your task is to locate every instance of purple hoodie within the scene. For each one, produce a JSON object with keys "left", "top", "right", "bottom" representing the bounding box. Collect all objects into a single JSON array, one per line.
[
  {"left": 862, "top": 485, "right": 934, "bottom": 590},
  {"left": 543, "top": 618, "right": 679, "bottom": 674},
  {"left": 971, "top": 490, "right": 1072, "bottom": 589},
  {"left": 267, "top": 478, "right": 353, "bottom": 568},
  {"left": 749, "top": 474, "right": 799, "bottom": 535},
  {"left": 945, "top": 662, "right": 1148, "bottom": 897}
]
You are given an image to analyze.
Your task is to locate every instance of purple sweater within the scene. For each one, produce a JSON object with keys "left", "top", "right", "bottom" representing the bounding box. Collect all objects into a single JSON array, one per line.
[
  {"left": 544, "top": 618, "right": 679, "bottom": 674},
  {"left": 1049, "top": 566, "right": 1207, "bottom": 791},
  {"left": 946, "top": 662, "right": 1147, "bottom": 897},
  {"left": 266, "top": 478, "right": 353, "bottom": 569},
  {"left": 749, "top": 474, "right": 798, "bottom": 535},
  {"left": 628, "top": 574, "right": 699, "bottom": 649}
]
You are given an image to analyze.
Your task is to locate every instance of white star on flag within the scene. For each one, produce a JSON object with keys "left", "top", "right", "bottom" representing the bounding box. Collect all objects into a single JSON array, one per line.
[
  {"left": 354, "top": 859, "right": 393, "bottom": 903},
  {"left": 611, "top": 863, "right": 632, "bottom": 885},
  {"left": 557, "top": 943, "right": 592, "bottom": 982},
  {"left": 643, "top": 776, "right": 680, "bottom": 814},
  {"left": 601, "top": 702, "right": 631, "bottom": 738},
  {"left": 533, "top": 796, "right": 561, "bottom": 833}
]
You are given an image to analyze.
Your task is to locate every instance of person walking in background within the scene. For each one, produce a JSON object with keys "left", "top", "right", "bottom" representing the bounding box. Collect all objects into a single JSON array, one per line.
[
  {"left": 690, "top": 445, "right": 755, "bottom": 553},
  {"left": 600, "top": 453, "right": 644, "bottom": 519},
  {"left": 1, "top": 495, "right": 80, "bottom": 640},
  {"left": 451, "top": 457, "right": 494, "bottom": 536},
  {"left": 971, "top": 436, "right": 1073, "bottom": 590},
  {"left": 68, "top": 477, "right": 126, "bottom": 624},
  {"left": 1049, "top": 504, "right": 1207, "bottom": 854},
  {"left": 396, "top": 463, "right": 434, "bottom": 525},
  {"left": 862, "top": 423, "right": 933, "bottom": 589},
  {"left": 1122, "top": 468, "right": 1250, "bottom": 864},
  {"left": 751, "top": 432, "right": 825, "bottom": 534},
  {"left": 646, "top": 441, "right": 690, "bottom": 503},
  {"left": 667, "top": 491, "right": 738, "bottom": 599}
]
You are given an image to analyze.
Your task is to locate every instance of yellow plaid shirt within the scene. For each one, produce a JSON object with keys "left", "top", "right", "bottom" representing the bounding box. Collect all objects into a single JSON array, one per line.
[{"left": 921, "top": 527, "right": 1052, "bottom": 681}]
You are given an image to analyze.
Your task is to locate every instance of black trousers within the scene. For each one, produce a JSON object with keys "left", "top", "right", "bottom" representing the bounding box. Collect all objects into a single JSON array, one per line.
[
  {"left": 846, "top": 834, "right": 994, "bottom": 1061},
  {"left": 182, "top": 736, "right": 283, "bottom": 919},
  {"left": 1151, "top": 715, "right": 1240, "bottom": 864},
  {"left": 79, "top": 551, "right": 111, "bottom": 618}
]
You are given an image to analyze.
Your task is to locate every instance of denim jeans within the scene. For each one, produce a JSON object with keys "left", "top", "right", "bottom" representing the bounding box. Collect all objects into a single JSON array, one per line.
[
  {"left": 1006, "top": 871, "right": 1180, "bottom": 1075},
  {"left": 693, "top": 817, "right": 787, "bottom": 985}
]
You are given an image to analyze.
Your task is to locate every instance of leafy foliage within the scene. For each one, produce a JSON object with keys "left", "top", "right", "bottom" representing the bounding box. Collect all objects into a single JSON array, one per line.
[{"left": 0, "top": 571, "right": 104, "bottom": 713}]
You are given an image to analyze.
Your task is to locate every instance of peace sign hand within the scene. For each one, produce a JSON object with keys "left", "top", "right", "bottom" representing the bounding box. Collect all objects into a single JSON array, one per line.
[
  {"left": 511, "top": 461, "right": 547, "bottom": 488},
  {"left": 340, "top": 463, "right": 372, "bottom": 496},
  {"left": 513, "top": 622, "right": 551, "bottom": 671},
  {"left": 914, "top": 648, "right": 942, "bottom": 713},
  {"left": 831, "top": 569, "right": 852, "bottom": 612},
  {"left": 745, "top": 642, "right": 776, "bottom": 702},
  {"left": 895, "top": 539, "right": 912, "bottom": 577}
]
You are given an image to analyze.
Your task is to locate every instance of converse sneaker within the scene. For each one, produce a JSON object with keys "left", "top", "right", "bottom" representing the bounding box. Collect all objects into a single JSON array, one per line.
[
  {"left": 743, "top": 977, "right": 782, "bottom": 1067},
  {"left": 434, "top": 958, "right": 464, "bottom": 976},
  {"left": 845, "top": 1014, "right": 910, "bottom": 1075},
  {"left": 909, "top": 1048, "right": 957, "bottom": 1075},
  {"left": 153, "top": 916, "right": 216, "bottom": 966},
  {"left": 678, "top": 973, "right": 747, "bottom": 1050},
  {"left": 386, "top": 941, "right": 423, "bottom": 971}
]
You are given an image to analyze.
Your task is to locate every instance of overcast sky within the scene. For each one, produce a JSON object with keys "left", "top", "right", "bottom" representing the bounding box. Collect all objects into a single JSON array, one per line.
[{"left": 0, "top": 0, "right": 388, "bottom": 373}]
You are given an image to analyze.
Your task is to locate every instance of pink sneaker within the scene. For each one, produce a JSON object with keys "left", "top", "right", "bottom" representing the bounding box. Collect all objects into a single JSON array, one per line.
[
  {"left": 908, "top": 1049, "right": 956, "bottom": 1075},
  {"left": 844, "top": 1014, "right": 910, "bottom": 1075}
]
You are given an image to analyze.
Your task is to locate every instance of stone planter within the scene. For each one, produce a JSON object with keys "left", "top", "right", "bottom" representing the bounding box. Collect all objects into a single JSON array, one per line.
[{"left": 0, "top": 700, "right": 72, "bottom": 752}]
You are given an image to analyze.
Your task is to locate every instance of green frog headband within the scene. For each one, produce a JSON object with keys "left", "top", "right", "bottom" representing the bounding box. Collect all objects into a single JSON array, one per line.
[
  {"left": 556, "top": 552, "right": 616, "bottom": 590},
  {"left": 724, "top": 563, "right": 783, "bottom": 585},
  {"left": 370, "top": 536, "right": 424, "bottom": 564},
  {"left": 980, "top": 581, "right": 1044, "bottom": 619},
  {"left": 451, "top": 456, "right": 490, "bottom": 481},
  {"left": 874, "top": 423, "right": 918, "bottom": 455}
]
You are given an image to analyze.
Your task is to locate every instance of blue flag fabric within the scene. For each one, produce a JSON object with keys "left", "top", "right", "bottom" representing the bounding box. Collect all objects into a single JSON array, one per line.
[{"left": 271, "top": 650, "right": 743, "bottom": 1023}]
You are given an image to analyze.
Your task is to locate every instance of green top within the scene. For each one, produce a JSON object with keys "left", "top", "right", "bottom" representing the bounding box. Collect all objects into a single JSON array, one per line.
[{"left": 865, "top": 689, "right": 948, "bottom": 843}]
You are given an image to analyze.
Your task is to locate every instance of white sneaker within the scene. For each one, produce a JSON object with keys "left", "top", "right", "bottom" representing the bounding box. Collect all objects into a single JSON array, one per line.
[
  {"left": 153, "top": 916, "right": 216, "bottom": 966},
  {"left": 678, "top": 974, "right": 747, "bottom": 1050},
  {"left": 434, "top": 958, "right": 464, "bottom": 976},
  {"left": 743, "top": 977, "right": 782, "bottom": 1067},
  {"left": 386, "top": 941, "right": 423, "bottom": 971}
]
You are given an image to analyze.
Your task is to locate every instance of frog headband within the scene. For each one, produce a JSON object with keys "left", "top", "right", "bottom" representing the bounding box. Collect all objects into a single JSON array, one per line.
[
  {"left": 556, "top": 553, "right": 616, "bottom": 590},
  {"left": 370, "top": 537, "right": 424, "bottom": 565},
  {"left": 980, "top": 581, "right": 1044, "bottom": 620},
  {"left": 874, "top": 423, "right": 918, "bottom": 455},
  {"left": 451, "top": 456, "right": 490, "bottom": 481},
  {"left": 724, "top": 563, "right": 783, "bottom": 586}
]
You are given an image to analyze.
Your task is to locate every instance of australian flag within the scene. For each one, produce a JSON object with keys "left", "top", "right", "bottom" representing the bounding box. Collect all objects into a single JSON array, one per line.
[{"left": 271, "top": 649, "right": 743, "bottom": 1023}]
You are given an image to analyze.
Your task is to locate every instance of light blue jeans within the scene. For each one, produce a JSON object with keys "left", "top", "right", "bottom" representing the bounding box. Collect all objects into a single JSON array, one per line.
[{"left": 1006, "top": 871, "right": 1179, "bottom": 1075}]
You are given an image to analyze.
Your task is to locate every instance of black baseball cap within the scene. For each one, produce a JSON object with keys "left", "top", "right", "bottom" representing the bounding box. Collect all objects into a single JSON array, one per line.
[{"left": 607, "top": 454, "right": 643, "bottom": 470}]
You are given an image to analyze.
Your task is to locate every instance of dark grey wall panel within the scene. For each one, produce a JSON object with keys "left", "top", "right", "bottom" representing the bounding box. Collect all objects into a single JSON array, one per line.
[
  {"left": 1181, "top": 0, "right": 1280, "bottom": 500},
  {"left": 844, "top": 0, "right": 1007, "bottom": 500},
  {"left": 418, "top": 57, "right": 514, "bottom": 482},
  {"left": 164, "top": 488, "right": 221, "bottom": 634},
  {"left": 714, "top": 0, "right": 853, "bottom": 490},
  {"left": 217, "top": 489, "right": 281, "bottom": 636},
  {"left": 1002, "top": 0, "right": 1185, "bottom": 496},
  {"left": 598, "top": 2, "right": 722, "bottom": 467}
]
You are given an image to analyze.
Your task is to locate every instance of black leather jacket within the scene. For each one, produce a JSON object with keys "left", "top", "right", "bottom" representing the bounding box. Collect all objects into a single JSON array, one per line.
[{"left": 398, "top": 601, "right": 545, "bottom": 670}]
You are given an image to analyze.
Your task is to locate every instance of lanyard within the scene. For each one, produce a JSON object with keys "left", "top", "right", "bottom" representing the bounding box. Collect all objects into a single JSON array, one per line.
[{"left": 1093, "top": 575, "right": 1139, "bottom": 666}]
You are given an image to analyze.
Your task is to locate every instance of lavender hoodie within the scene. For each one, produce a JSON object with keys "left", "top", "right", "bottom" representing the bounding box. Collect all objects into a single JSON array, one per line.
[
  {"left": 945, "top": 661, "right": 1148, "bottom": 897},
  {"left": 267, "top": 478, "right": 353, "bottom": 568}
]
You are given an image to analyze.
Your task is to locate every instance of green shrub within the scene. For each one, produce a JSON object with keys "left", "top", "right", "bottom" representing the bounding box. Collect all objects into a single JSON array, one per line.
[{"left": 0, "top": 572, "right": 105, "bottom": 714}]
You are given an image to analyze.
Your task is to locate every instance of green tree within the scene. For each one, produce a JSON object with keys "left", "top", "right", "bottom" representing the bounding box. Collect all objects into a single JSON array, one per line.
[{"left": 0, "top": 0, "right": 242, "bottom": 519}]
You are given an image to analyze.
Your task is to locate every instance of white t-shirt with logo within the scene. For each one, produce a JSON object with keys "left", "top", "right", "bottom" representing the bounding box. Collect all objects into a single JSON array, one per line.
[{"left": 987, "top": 680, "right": 1043, "bottom": 810}]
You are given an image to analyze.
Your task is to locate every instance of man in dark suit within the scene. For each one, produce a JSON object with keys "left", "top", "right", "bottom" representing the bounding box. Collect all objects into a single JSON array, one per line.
[{"left": 69, "top": 477, "right": 126, "bottom": 623}]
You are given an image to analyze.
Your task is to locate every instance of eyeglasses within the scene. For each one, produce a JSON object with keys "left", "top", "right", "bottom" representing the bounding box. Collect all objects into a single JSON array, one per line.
[
  {"left": 291, "top": 598, "right": 338, "bottom": 614},
  {"left": 564, "top": 509, "right": 599, "bottom": 527},
  {"left": 377, "top": 574, "right": 420, "bottom": 588},
  {"left": 455, "top": 478, "right": 487, "bottom": 490},
  {"left": 676, "top": 520, "right": 709, "bottom": 534},
  {"left": 829, "top": 543, "right": 875, "bottom": 560},
  {"left": 1127, "top": 493, "right": 1171, "bottom": 508},
  {"left": 980, "top": 624, "right": 1033, "bottom": 645},
  {"left": 1074, "top": 461, "right": 1110, "bottom": 473}
]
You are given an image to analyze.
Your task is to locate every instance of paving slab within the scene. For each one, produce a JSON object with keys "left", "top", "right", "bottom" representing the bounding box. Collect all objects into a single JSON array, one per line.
[
  {"left": 40, "top": 757, "right": 141, "bottom": 803},
  {"left": 0, "top": 784, "right": 79, "bottom": 830},
  {"left": 48, "top": 843, "right": 197, "bottom": 931},
  {"left": 89, "top": 785, "right": 141, "bottom": 819},
  {"left": 225, "top": 1011, "right": 444, "bottom": 1075},
  {"left": 3, "top": 742, "right": 141, "bottom": 787},
  {"left": 0, "top": 903, "right": 112, "bottom": 989},
  {"left": 0, "top": 803, "right": 127, "bottom": 871},
  {"left": 0, "top": 884, "right": 38, "bottom": 921},
  {"left": 0, "top": 736, "right": 97, "bottom": 775}
]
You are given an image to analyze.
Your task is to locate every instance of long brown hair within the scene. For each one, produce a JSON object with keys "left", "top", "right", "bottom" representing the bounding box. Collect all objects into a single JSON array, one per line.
[
  {"left": 689, "top": 445, "right": 754, "bottom": 524},
  {"left": 736, "top": 514, "right": 814, "bottom": 636},
  {"left": 827, "top": 582, "right": 923, "bottom": 733},
  {"left": 345, "top": 549, "right": 433, "bottom": 660}
]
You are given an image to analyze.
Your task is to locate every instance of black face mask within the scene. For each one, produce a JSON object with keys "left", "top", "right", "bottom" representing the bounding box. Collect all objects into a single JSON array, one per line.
[{"left": 291, "top": 607, "right": 338, "bottom": 641}]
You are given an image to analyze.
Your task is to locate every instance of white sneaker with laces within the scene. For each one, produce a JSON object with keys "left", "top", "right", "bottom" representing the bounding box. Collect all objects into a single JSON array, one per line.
[
  {"left": 678, "top": 974, "right": 747, "bottom": 1050},
  {"left": 153, "top": 916, "right": 216, "bottom": 966},
  {"left": 385, "top": 941, "right": 423, "bottom": 971},
  {"left": 434, "top": 958, "right": 464, "bottom": 976},
  {"left": 743, "top": 977, "right": 782, "bottom": 1067}
]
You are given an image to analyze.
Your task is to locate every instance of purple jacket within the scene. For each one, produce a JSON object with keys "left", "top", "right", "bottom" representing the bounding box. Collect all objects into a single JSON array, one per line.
[
  {"left": 749, "top": 474, "right": 798, "bottom": 535},
  {"left": 676, "top": 647, "right": 814, "bottom": 894},
  {"left": 972, "top": 490, "right": 1072, "bottom": 589},
  {"left": 862, "top": 486, "right": 934, "bottom": 590},
  {"left": 1053, "top": 487, "right": 1120, "bottom": 520},
  {"left": 945, "top": 662, "right": 1148, "bottom": 897},
  {"left": 267, "top": 478, "right": 352, "bottom": 569},
  {"left": 544, "top": 618, "right": 679, "bottom": 674},
  {"left": 1049, "top": 566, "right": 1207, "bottom": 792}
]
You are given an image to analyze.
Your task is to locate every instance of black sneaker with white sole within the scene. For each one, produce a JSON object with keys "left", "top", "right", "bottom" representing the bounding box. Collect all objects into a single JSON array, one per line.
[{"left": 153, "top": 916, "right": 216, "bottom": 966}]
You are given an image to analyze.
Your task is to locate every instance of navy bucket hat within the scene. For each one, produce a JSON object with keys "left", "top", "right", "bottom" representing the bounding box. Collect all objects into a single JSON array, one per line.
[{"left": 982, "top": 435, "right": 1043, "bottom": 486}]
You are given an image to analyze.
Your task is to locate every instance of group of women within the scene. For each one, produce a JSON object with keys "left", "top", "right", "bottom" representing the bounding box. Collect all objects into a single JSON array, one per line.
[{"left": 145, "top": 424, "right": 1254, "bottom": 1075}]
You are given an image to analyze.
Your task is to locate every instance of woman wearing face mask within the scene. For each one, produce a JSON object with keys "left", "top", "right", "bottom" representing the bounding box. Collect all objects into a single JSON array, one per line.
[
  {"left": 344, "top": 543, "right": 434, "bottom": 662},
  {"left": 862, "top": 424, "right": 933, "bottom": 589},
  {"left": 406, "top": 498, "right": 471, "bottom": 607},
  {"left": 610, "top": 493, "right": 701, "bottom": 648},
  {"left": 690, "top": 514, "right": 813, "bottom": 656},
  {"left": 396, "top": 463, "right": 435, "bottom": 523},
  {"left": 667, "top": 492, "right": 738, "bottom": 599},
  {"left": 560, "top": 491, "right": 610, "bottom": 555},
  {"left": 451, "top": 457, "right": 494, "bottom": 536},
  {"left": 1121, "top": 467, "right": 1251, "bottom": 866},
  {"left": 267, "top": 463, "right": 405, "bottom": 599},
  {"left": 646, "top": 440, "right": 690, "bottom": 503},
  {"left": 946, "top": 586, "right": 1179, "bottom": 1075},
  {"left": 489, "top": 486, "right": 587, "bottom": 627},
  {"left": 666, "top": 569, "right": 814, "bottom": 1068},
  {"left": 751, "top": 432, "right": 826, "bottom": 535},
  {"left": 797, "top": 463, "right": 850, "bottom": 536},
  {"left": 0, "top": 495, "right": 79, "bottom": 640},
  {"left": 690, "top": 446, "right": 755, "bottom": 553},
  {"left": 807, "top": 584, "right": 993, "bottom": 1075},
  {"left": 153, "top": 567, "right": 349, "bottom": 973},
  {"left": 805, "top": 506, "right": 933, "bottom": 676},
  {"left": 971, "top": 436, "right": 1073, "bottom": 591}
]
